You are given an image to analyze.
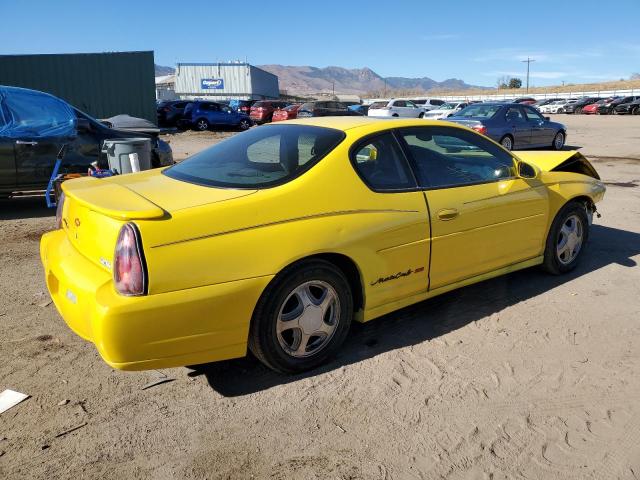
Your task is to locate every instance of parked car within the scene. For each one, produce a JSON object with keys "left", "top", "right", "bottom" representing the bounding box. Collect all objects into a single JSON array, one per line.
[
  {"left": 564, "top": 97, "right": 602, "bottom": 114},
  {"left": 296, "top": 101, "right": 361, "bottom": 118},
  {"left": 533, "top": 98, "right": 564, "bottom": 110},
  {"left": 41, "top": 117, "right": 605, "bottom": 373},
  {"left": 368, "top": 99, "right": 425, "bottom": 118},
  {"left": 229, "top": 99, "right": 256, "bottom": 115},
  {"left": 614, "top": 98, "right": 640, "bottom": 115},
  {"left": 513, "top": 97, "right": 537, "bottom": 105},
  {"left": 348, "top": 104, "right": 369, "bottom": 116},
  {"left": 0, "top": 86, "right": 173, "bottom": 198},
  {"left": 582, "top": 99, "right": 609, "bottom": 115},
  {"left": 156, "top": 100, "right": 189, "bottom": 127},
  {"left": 448, "top": 102, "right": 567, "bottom": 150},
  {"left": 249, "top": 101, "right": 289, "bottom": 124},
  {"left": 272, "top": 104, "right": 302, "bottom": 122},
  {"left": 539, "top": 100, "right": 571, "bottom": 114},
  {"left": 179, "top": 101, "right": 252, "bottom": 131},
  {"left": 422, "top": 102, "right": 469, "bottom": 120},
  {"left": 599, "top": 96, "right": 640, "bottom": 115},
  {"left": 412, "top": 98, "right": 445, "bottom": 111}
]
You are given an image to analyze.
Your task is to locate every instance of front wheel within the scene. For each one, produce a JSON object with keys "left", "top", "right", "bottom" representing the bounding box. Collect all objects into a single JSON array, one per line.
[
  {"left": 632, "top": 106, "right": 639, "bottom": 116},
  {"left": 238, "top": 119, "right": 251, "bottom": 130},
  {"left": 500, "top": 135, "right": 513, "bottom": 150},
  {"left": 542, "top": 201, "right": 590, "bottom": 275},
  {"left": 418, "top": 112, "right": 424, "bottom": 118},
  {"left": 552, "top": 131, "right": 565, "bottom": 150},
  {"left": 195, "top": 118, "right": 209, "bottom": 131},
  {"left": 248, "top": 260, "right": 353, "bottom": 373}
]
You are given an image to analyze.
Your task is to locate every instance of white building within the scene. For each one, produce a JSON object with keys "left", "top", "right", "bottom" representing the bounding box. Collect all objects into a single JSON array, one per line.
[{"left": 174, "top": 62, "right": 279, "bottom": 101}]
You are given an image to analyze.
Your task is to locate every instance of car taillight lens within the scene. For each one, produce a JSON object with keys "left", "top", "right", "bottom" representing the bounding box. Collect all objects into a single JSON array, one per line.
[
  {"left": 55, "top": 192, "right": 65, "bottom": 229},
  {"left": 472, "top": 125, "right": 488, "bottom": 135},
  {"left": 114, "top": 223, "right": 146, "bottom": 296}
]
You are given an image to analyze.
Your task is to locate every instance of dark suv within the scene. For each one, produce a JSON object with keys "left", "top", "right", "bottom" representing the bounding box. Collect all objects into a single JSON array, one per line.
[
  {"left": 157, "top": 100, "right": 189, "bottom": 127},
  {"left": 296, "top": 101, "right": 363, "bottom": 118},
  {"left": 179, "top": 101, "right": 252, "bottom": 131},
  {"left": 1, "top": 108, "right": 173, "bottom": 198}
]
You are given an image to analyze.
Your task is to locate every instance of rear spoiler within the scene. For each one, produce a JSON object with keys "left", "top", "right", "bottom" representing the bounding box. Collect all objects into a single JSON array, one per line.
[{"left": 62, "top": 177, "right": 166, "bottom": 220}]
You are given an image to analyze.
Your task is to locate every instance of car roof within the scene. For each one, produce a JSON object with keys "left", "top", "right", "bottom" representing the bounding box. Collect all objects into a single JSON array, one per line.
[{"left": 280, "top": 116, "right": 468, "bottom": 131}]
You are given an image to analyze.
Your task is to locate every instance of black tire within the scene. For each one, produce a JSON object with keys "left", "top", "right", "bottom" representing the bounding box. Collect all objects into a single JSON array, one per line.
[
  {"left": 238, "top": 119, "right": 251, "bottom": 130},
  {"left": 632, "top": 106, "right": 639, "bottom": 116},
  {"left": 195, "top": 118, "right": 209, "bottom": 131},
  {"left": 418, "top": 112, "right": 424, "bottom": 118},
  {"left": 542, "top": 201, "right": 590, "bottom": 275},
  {"left": 392, "top": 113, "right": 399, "bottom": 117},
  {"left": 500, "top": 135, "right": 514, "bottom": 151},
  {"left": 248, "top": 259, "right": 353, "bottom": 373},
  {"left": 575, "top": 107, "right": 583, "bottom": 114},
  {"left": 552, "top": 131, "right": 565, "bottom": 150}
]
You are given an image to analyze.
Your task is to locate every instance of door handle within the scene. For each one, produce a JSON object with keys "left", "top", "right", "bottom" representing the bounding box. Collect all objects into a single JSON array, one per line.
[
  {"left": 15, "top": 140, "right": 38, "bottom": 145},
  {"left": 437, "top": 208, "right": 459, "bottom": 221}
]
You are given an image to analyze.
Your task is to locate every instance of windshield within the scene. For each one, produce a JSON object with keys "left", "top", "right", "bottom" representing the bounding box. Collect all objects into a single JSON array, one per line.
[
  {"left": 164, "top": 124, "right": 345, "bottom": 188},
  {"left": 440, "top": 103, "right": 456, "bottom": 110},
  {"left": 452, "top": 104, "right": 501, "bottom": 118},
  {"left": 369, "top": 102, "right": 388, "bottom": 109}
]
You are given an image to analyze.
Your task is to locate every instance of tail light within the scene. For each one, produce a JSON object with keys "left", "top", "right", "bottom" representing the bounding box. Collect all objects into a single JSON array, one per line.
[
  {"left": 114, "top": 223, "right": 147, "bottom": 296},
  {"left": 472, "top": 125, "right": 488, "bottom": 135},
  {"left": 55, "top": 192, "right": 65, "bottom": 229}
]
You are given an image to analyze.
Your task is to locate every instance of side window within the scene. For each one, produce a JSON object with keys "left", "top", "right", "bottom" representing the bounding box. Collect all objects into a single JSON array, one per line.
[
  {"left": 505, "top": 107, "right": 526, "bottom": 122},
  {"left": 523, "top": 106, "right": 545, "bottom": 121},
  {"left": 394, "top": 100, "right": 407, "bottom": 107},
  {"left": 351, "top": 132, "right": 416, "bottom": 191},
  {"left": 406, "top": 101, "right": 418, "bottom": 108},
  {"left": 432, "top": 100, "right": 444, "bottom": 106},
  {"left": 400, "top": 127, "right": 515, "bottom": 189}
]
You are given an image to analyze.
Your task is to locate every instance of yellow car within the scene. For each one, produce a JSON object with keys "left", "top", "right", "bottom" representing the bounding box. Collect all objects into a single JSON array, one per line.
[{"left": 40, "top": 117, "right": 605, "bottom": 373}]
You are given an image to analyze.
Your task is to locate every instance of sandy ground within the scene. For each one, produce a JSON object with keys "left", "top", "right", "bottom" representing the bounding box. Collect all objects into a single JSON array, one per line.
[{"left": 1, "top": 116, "right": 639, "bottom": 479}]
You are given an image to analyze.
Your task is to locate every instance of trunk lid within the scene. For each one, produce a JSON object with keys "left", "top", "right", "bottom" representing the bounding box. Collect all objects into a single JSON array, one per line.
[{"left": 60, "top": 170, "right": 257, "bottom": 272}]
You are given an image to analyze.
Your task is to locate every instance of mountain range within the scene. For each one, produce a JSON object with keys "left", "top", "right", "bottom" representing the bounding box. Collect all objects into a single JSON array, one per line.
[{"left": 154, "top": 64, "right": 487, "bottom": 95}]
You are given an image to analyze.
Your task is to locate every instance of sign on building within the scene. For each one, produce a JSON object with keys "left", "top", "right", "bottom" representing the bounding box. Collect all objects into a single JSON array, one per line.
[{"left": 201, "top": 78, "right": 224, "bottom": 90}]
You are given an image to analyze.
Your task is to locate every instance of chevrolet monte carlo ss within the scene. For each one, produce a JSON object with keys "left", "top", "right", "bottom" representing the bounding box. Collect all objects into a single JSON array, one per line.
[{"left": 40, "top": 117, "right": 605, "bottom": 373}]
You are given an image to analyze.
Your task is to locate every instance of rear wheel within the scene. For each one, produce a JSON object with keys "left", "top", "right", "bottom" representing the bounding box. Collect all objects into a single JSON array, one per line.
[
  {"left": 248, "top": 260, "right": 353, "bottom": 373},
  {"left": 195, "top": 118, "right": 209, "bottom": 131},
  {"left": 552, "top": 131, "right": 565, "bottom": 150},
  {"left": 575, "top": 107, "right": 583, "bottom": 114},
  {"left": 632, "top": 106, "right": 639, "bottom": 116},
  {"left": 418, "top": 112, "right": 424, "bottom": 118},
  {"left": 238, "top": 119, "right": 251, "bottom": 130},
  {"left": 392, "top": 113, "right": 399, "bottom": 117},
  {"left": 542, "top": 201, "right": 590, "bottom": 275},
  {"left": 500, "top": 135, "right": 513, "bottom": 150}
]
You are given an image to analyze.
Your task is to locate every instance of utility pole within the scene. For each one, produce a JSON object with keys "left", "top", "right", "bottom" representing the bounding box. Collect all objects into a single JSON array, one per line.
[
  {"left": 522, "top": 57, "right": 535, "bottom": 93},
  {"left": 384, "top": 78, "right": 387, "bottom": 98},
  {"left": 332, "top": 81, "right": 335, "bottom": 98}
]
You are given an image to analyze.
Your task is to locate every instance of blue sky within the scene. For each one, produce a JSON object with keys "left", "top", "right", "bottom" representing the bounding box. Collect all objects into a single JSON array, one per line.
[{"left": 2, "top": 0, "right": 639, "bottom": 87}]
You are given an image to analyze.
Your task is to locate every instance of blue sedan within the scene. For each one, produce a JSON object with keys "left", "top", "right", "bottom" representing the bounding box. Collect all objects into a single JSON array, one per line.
[{"left": 447, "top": 103, "right": 566, "bottom": 150}]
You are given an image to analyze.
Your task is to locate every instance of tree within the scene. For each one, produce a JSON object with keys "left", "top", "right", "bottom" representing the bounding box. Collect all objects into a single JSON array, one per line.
[
  {"left": 496, "top": 75, "right": 510, "bottom": 89},
  {"left": 508, "top": 78, "right": 523, "bottom": 89}
]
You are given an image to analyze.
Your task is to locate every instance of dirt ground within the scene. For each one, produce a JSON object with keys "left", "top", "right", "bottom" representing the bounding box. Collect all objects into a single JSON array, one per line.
[{"left": 1, "top": 116, "right": 639, "bottom": 479}]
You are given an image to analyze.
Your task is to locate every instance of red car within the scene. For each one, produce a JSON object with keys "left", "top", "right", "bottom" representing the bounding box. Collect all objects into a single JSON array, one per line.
[
  {"left": 249, "top": 100, "right": 289, "bottom": 124},
  {"left": 272, "top": 103, "right": 302, "bottom": 122},
  {"left": 582, "top": 99, "right": 607, "bottom": 114}
]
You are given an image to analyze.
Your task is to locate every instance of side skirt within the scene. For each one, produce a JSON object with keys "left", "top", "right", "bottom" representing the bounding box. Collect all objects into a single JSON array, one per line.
[{"left": 361, "top": 256, "right": 544, "bottom": 322}]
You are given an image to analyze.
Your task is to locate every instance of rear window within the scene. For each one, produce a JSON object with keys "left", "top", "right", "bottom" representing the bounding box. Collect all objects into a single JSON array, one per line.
[
  {"left": 164, "top": 124, "right": 345, "bottom": 188},
  {"left": 253, "top": 101, "right": 269, "bottom": 108},
  {"left": 453, "top": 104, "right": 502, "bottom": 118}
]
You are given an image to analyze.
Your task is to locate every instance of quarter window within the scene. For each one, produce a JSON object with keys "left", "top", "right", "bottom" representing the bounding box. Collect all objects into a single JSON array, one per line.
[
  {"left": 351, "top": 132, "right": 416, "bottom": 191},
  {"left": 400, "top": 127, "right": 515, "bottom": 189},
  {"left": 523, "top": 106, "right": 545, "bottom": 121}
]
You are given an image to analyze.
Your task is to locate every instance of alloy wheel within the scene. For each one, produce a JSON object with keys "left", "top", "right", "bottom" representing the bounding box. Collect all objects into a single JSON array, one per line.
[
  {"left": 556, "top": 214, "right": 583, "bottom": 265},
  {"left": 276, "top": 281, "right": 340, "bottom": 358},
  {"left": 501, "top": 136, "right": 513, "bottom": 150},
  {"left": 554, "top": 132, "right": 565, "bottom": 150}
]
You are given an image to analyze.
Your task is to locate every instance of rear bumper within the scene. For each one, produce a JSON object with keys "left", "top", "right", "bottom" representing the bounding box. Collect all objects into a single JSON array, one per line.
[{"left": 40, "top": 230, "right": 273, "bottom": 370}]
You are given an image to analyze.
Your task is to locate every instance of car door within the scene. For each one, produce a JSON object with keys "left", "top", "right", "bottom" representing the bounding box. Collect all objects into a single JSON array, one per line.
[
  {"left": 406, "top": 101, "right": 421, "bottom": 117},
  {"left": 391, "top": 100, "right": 406, "bottom": 116},
  {"left": 523, "top": 105, "right": 554, "bottom": 146},
  {"left": 0, "top": 137, "right": 16, "bottom": 194},
  {"left": 397, "top": 126, "right": 549, "bottom": 290},
  {"left": 350, "top": 131, "right": 430, "bottom": 307},
  {"left": 505, "top": 106, "right": 531, "bottom": 148},
  {"left": 14, "top": 137, "right": 64, "bottom": 190}
]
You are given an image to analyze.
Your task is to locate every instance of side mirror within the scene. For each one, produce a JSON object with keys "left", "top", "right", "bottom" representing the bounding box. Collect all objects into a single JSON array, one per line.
[
  {"left": 77, "top": 117, "right": 91, "bottom": 132},
  {"left": 517, "top": 161, "right": 539, "bottom": 179}
]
